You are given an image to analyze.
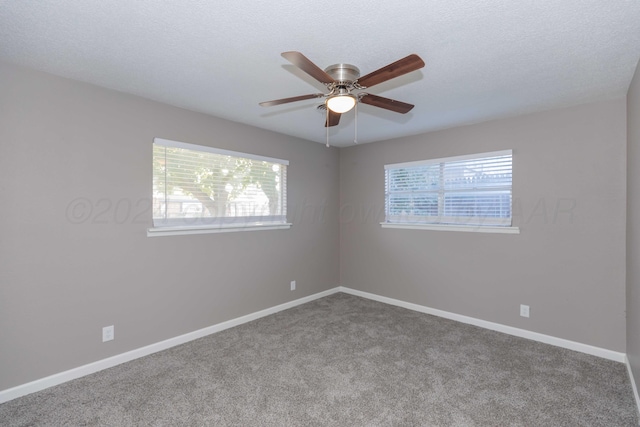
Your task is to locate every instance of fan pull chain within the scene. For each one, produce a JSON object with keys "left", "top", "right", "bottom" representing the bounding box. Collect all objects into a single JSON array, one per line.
[
  {"left": 354, "top": 101, "right": 358, "bottom": 144},
  {"left": 326, "top": 106, "right": 330, "bottom": 148}
]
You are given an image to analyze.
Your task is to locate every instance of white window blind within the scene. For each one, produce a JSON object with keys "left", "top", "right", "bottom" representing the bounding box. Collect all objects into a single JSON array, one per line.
[
  {"left": 152, "top": 138, "right": 288, "bottom": 230},
  {"left": 384, "top": 150, "right": 512, "bottom": 227}
]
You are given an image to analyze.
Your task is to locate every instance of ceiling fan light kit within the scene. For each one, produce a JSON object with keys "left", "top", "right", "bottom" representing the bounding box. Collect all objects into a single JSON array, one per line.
[{"left": 259, "top": 51, "right": 425, "bottom": 146}]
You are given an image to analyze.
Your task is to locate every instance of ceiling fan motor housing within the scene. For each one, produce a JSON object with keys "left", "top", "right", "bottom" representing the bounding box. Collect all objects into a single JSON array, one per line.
[{"left": 324, "top": 64, "right": 360, "bottom": 85}]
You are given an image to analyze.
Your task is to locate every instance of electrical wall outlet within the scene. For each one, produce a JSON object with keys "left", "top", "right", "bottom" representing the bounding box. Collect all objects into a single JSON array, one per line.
[
  {"left": 102, "top": 325, "right": 114, "bottom": 342},
  {"left": 520, "top": 304, "right": 530, "bottom": 318},
  {"left": 290, "top": 280, "right": 296, "bottom": 291}
]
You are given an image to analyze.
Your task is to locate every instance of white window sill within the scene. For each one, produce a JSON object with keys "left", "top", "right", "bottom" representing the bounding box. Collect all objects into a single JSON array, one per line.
[
  {"left": 380, "top": 222, "right": 520, "bottom": 234},
  {"left": 147, "top": 223, "right": 292, "bottom": 237}
]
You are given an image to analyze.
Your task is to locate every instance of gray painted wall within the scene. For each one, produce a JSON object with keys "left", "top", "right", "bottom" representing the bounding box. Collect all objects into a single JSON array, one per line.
[
  {"left": 0, "top": 62, "right": 340, "bottom": 390},
  {"left": 340, "top": 99, "right": 627, "bottom": 351},
  {"left": 628, "top": 60, "right": 640, "bottom": 394},
  {"left": 0, "top": 58, "right": 633, "bottom": 394}
]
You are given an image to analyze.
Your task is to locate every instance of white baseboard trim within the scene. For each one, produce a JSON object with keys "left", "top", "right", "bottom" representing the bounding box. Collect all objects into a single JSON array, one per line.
[
  {"left": 626, "top": 356, "right": 640, "bottom": 420},
  {"left": 0, "top": 287, "right": 341, "bottom": 404},
  {"left": 0, "top": 286, "right": 629, "bottom": 405},
  {"left": 338, "top": 286, "right": 626, "bottom": 363}
]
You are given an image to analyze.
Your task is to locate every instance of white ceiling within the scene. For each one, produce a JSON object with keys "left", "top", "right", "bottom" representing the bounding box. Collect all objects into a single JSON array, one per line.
[{"left": 1, "top": 1, "right": 639, "bottom": 147}]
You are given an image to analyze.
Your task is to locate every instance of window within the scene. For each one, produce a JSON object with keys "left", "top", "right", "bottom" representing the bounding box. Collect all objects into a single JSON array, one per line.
[
  {"left": 383, "top": 150, "right": 516, "bottom": 232},
  {"left": 150, "top": 138, "right": 289, "bottom": 235}
]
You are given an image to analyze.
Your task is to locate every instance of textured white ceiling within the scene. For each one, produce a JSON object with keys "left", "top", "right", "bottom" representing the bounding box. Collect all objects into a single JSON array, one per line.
[{"left": 1, "top": 1, "right": 639, "bottom": 147}]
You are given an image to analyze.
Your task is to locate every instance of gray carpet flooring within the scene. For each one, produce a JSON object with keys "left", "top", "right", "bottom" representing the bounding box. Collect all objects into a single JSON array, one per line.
[{"left": 1, "top": 293, "right": 638, "bottom": 426}]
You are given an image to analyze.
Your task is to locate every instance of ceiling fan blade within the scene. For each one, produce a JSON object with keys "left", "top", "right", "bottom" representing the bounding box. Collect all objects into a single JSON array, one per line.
[
  {"left": 281, "top": 51, "right": 335, "bottom": 85},
  {"left": 259, "top": 93, "right": 325, "bottom": 107},
  {"left": 359, "top": 93, "right": 415, "bottom": 114},
  {"left": 356, "top": 54, "right": 425, "bottom": 88},
  {"left": 325, "top": 109, "right": 341, "bottom": 127}
]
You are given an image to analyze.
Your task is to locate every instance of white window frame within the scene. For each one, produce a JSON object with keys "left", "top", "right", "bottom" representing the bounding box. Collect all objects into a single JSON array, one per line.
[
  {"left": 148, "top": 138, "right": 291, "bottom": 237},
  {"left": 381, "top": 150, "right": 519, "bottom": 234}
]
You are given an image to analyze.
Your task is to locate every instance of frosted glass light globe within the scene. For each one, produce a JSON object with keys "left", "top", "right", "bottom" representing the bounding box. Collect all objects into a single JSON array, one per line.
[{"left": 326, "top": 95, "right": 356, "bottom": 113}]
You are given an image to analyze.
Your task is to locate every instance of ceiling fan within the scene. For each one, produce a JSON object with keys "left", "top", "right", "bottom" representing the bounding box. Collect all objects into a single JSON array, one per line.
[{"left": 259, "top": 51, "right": 425, "bottom": 128}]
